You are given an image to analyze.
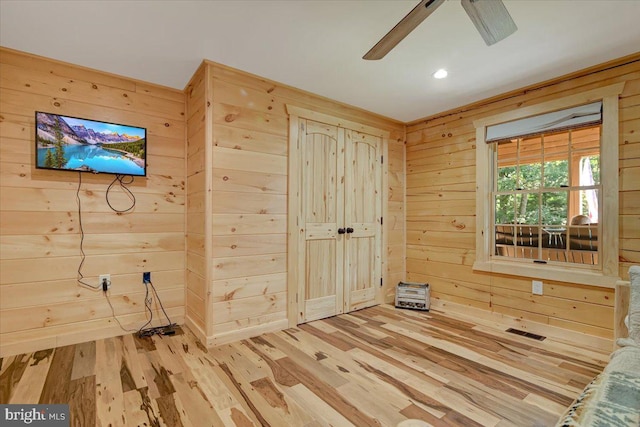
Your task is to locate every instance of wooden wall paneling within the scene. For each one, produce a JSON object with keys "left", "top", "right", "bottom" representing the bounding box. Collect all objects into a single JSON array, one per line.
[
  {"left": 210, "top": 62, "right": 404, "bottom": 132},
  {"left": 210, "top": 273, "right": 287, "bottom": 303},
  {"left": 0, "top": 187, "right": 184, "bottom": 213},
  {"left": 213, "top": 124, "right": 288, "bottom": 156},
  {"left": 210, "top": 214, "right": 286, "bottom": 235},
  {"left": 0, "top": 62, "right": 184, "bottom": 121},
  {"left": 212, "top": 145, "right": 287, "bottom": 175},
  {"left": 405, "top": 53, "right": 640, "bottom": 341},
  {"left": 212, "top": 234, "right": 287, "bottom": 258},
  {"left": 0, "top": 270, "right": 183, "bottom": 311},
  {"left": 1, "top": 251, "right": 184, "bottom": 285},
  {"left": 200, "top": 62, "right": 404, "bottom": 344},
  {"left": 0, "top": 211, "right": 184, "bottom": 236},
  {"left": 0, "top": 232, "right": 184, "bottom": 259},
  {"left": 0, "top": 89, "right": 185, "bottom": 141},
  {"left": 0, "top": 47, "right": 186, "bottom": 357},
  {"left": 0, "top": 48, "right": 404, "bottom": 354},
  {"left": 619, "top": 80, "right": 640, "bottom": 279},
  {"left": 0, "top": 48, "right": 137, "bottom": 92},
  {"left": 1, "top": 288, "right": 184, "bottom": 334},
  {"left": 1, "top": 307, "right": 184, "bottom": 358},
  {"left": 212, "top": 168, "right": 287, "bottom": 194},
  {"left": 184, "top": 63, "right": 209, "bottom": 341}
]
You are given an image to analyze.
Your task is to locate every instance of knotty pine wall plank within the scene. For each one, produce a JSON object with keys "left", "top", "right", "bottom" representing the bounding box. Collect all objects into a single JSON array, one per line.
[
  {"left": 184, "top": 61, "right": 405, "bottom": 345},
  {"left": 185, "top": 63, "right": 208, "bottom": 337},
  {"left": 0, "top": 47, "right": 185, "bottom": 356},
  {"left": 406, "top": 53, "right": 640, "bottom": 337}
]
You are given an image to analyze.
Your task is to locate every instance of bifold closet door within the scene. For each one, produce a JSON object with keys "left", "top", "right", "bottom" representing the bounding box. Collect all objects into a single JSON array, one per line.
[{"left": 298, "top": 119, "right": 382, "bottom": 323}]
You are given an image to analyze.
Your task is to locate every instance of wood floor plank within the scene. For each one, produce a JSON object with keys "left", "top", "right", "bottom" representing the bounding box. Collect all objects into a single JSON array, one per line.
[
  {"left": 274, "top": 355, "right": 383, "bottom": 427},
  {"left": 68, "top": 375, "right": 96, "bottom": 427},
  {"left": 8, "top": 350, "right": 53, "bottom": 404},
  {"left": 284, "top": 383, "right": 355, "bottom": 427},
  {"left": 39, "top": 344, "right": 75, "bottom": 404},
  {"left": 156, "top": 393, "right": 185, "bottom": 427},
  {"left": 123, "top": 387, "right": 163, "bottom": 427},
  {"left": 95, "top": 338, "right": 126, "bottom": 427},
  {"left": 70, "top": 341, "right": 95, "bottom": 380},
  {"left": 121, "top": 334, "right": 147, "bottom": 389},
  {"left": 216, "top": 363, "right": 266, "bottom": 426},
  {"left": 2, "top": 304, "right": 611, "bottom": 426}
]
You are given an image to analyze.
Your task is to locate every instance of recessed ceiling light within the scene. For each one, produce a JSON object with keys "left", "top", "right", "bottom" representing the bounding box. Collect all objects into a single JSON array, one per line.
[{"left": 433, "top": 69, "right": 448, "bottom": 79}]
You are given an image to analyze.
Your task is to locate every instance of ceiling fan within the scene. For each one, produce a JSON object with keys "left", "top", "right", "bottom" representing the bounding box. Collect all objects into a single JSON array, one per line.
[{"left": 363, "top": 0, "right": 518, "bottom": 60}]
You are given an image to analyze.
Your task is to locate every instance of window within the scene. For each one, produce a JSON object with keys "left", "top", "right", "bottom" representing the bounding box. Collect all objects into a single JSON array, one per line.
[
  {"left": 494, "top": 125, "right": 601, "bottom": 266},
  {"left": 473, "top": 84, "right": 624, "bottom": 287}
]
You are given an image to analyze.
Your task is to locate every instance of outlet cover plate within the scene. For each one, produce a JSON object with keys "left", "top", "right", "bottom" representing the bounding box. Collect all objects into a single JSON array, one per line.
[
  {"left": 532, "top": 280, "right": 543, "bottom": 295},
  {"left": 99, "top": 274, "right": 111, "bottom": 290}
]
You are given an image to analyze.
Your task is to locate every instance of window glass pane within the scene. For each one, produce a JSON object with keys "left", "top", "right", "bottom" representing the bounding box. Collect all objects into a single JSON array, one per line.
[
  {"left": 519, "top": 163, "right": 541, "bottom": 190},
  {"left": 519, "top": 135, "right": 542, "bottom": 158},
  {"left": 497, "top": 165, "right": 517, "bottom": 191},
  {"left": 490, "top": 121, "right": 602, "bottom": 267},
  {"left": 580, "top": 188, "right": 599, "bottom": 223},
  {"left": 497, "top": 140, "right": 517, "bottom": 191},
  {"left": 543, "top": 131, "right": 569, "bottom": 188},
  {"left": 541, "top": 191, "right": 568, "bottom": 226},
  {"left": 515, "top": 225, "right": 539, "bottom": 259},
  {"left": 571, "top": 126, "right": 600, "bottom": 153},
  {"left": 495, "top": 194, "right": 515, "bottom": 224},
  {"left": 515, "top": 193, "right": 539, "bottom": 224},
  {"left": 495, "top": 225, "right": 514, "bottom": 248},
  {"left": 577, "top": 155, "right": 600, "bottom": 186},
  {"left": 543, "top": 159, "right": 569, "bottom": 188},
  {"left": 518, "top": 136, "right": 542, "bottom": 190}
]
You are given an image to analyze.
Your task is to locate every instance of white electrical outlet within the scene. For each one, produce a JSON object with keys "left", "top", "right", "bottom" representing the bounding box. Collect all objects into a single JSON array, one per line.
[
  {"left": 532, "top": 280, "right": 543, "bottom": 295},
  {"left": 99, "top": 274, "right": 111, "bottom": 290}
]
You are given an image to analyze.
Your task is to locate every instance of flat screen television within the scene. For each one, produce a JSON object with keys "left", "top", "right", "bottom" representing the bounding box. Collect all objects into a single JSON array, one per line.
[{"left": 35, "top": 111, "right": 147, "bottom": 176}]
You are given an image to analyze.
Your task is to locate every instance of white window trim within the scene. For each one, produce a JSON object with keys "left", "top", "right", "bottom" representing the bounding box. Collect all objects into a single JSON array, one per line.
[{"left": 473, "top": 83, "right": 625, "bottom": 288}]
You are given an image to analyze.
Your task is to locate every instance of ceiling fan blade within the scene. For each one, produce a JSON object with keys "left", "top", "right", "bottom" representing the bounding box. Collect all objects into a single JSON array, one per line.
[
  {"left": 363, "top": 0, "right": 446, "bottom": 60},
  {"left": 461, "top": 0, "right": 517, "bottom": 46}
]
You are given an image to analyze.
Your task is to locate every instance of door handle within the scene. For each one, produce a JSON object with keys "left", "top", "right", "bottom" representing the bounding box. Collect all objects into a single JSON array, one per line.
[
  {"left": 338, "top": 228, "right": 346, "bottom": 234},
  {"left": 346, "top": 227, "right": 354, "bottom": 234}
]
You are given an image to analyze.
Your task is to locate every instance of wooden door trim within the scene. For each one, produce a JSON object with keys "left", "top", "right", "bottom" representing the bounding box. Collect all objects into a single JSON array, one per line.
[
  {"left": 287, "top": 106, "right": 389, "bottom": 327},
  {"left": 287, "top": 113, "right": 301, "bottom": 326},
  {"left": 286, "top": 105, "right": 390, "bottom": 139}
]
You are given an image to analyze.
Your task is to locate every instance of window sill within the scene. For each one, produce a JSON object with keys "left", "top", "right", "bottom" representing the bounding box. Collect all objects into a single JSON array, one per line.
[{"left": 472, "top": 259, "right": 619, "bottom": 288}]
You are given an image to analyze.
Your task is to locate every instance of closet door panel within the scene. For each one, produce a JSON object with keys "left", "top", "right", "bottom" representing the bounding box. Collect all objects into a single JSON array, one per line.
[
  {"left": 299, "top": 121, "right": 344, "bottom": 322},
  {"left": 343, "top": 130, "right": 382, "bottom": 312}
]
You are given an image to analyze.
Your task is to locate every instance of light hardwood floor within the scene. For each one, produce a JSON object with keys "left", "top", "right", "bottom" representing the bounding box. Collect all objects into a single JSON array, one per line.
[{"left": 0, "top": 304, "right": 609, "bottom": 426}]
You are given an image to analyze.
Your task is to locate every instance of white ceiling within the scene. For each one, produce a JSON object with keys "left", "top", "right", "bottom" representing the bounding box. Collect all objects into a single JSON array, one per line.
[{"left": 1, "top": 0, "right": 639, "bottom": 122}]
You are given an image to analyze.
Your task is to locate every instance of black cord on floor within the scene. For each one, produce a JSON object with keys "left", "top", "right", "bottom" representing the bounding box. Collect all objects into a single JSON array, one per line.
[
  {"left": 137, "top": 280, "right": 154, "bottom": 334},
  {"left": 137, "top": 280, "right": 176, "bottom": 338},
  {"left": 105, "top": 280, "right": 175, "bottom": 336}
]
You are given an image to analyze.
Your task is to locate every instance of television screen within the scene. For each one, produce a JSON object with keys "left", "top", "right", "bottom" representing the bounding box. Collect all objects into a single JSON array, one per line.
[{"left": 35, "top": 112, "right": 147, "bottom": 176}]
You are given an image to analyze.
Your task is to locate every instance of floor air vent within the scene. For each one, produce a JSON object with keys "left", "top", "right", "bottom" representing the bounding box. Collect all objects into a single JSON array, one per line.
[{"left": 505, "top": 328, "right": 546, "bottom": 341}]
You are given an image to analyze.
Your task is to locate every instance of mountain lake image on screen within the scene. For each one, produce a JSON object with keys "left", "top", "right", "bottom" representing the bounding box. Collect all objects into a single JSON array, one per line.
[{"left": 35, "top": 111, "right": 147, "bottom": 176}]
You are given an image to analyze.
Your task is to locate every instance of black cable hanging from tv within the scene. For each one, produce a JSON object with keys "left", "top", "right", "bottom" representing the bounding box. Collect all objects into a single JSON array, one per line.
[
  {"left": 106, "top": 174, "right": 136, "bottom": 213},
  {"left": 76, "top": 171, "right": 101, "bottom": 290}
]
